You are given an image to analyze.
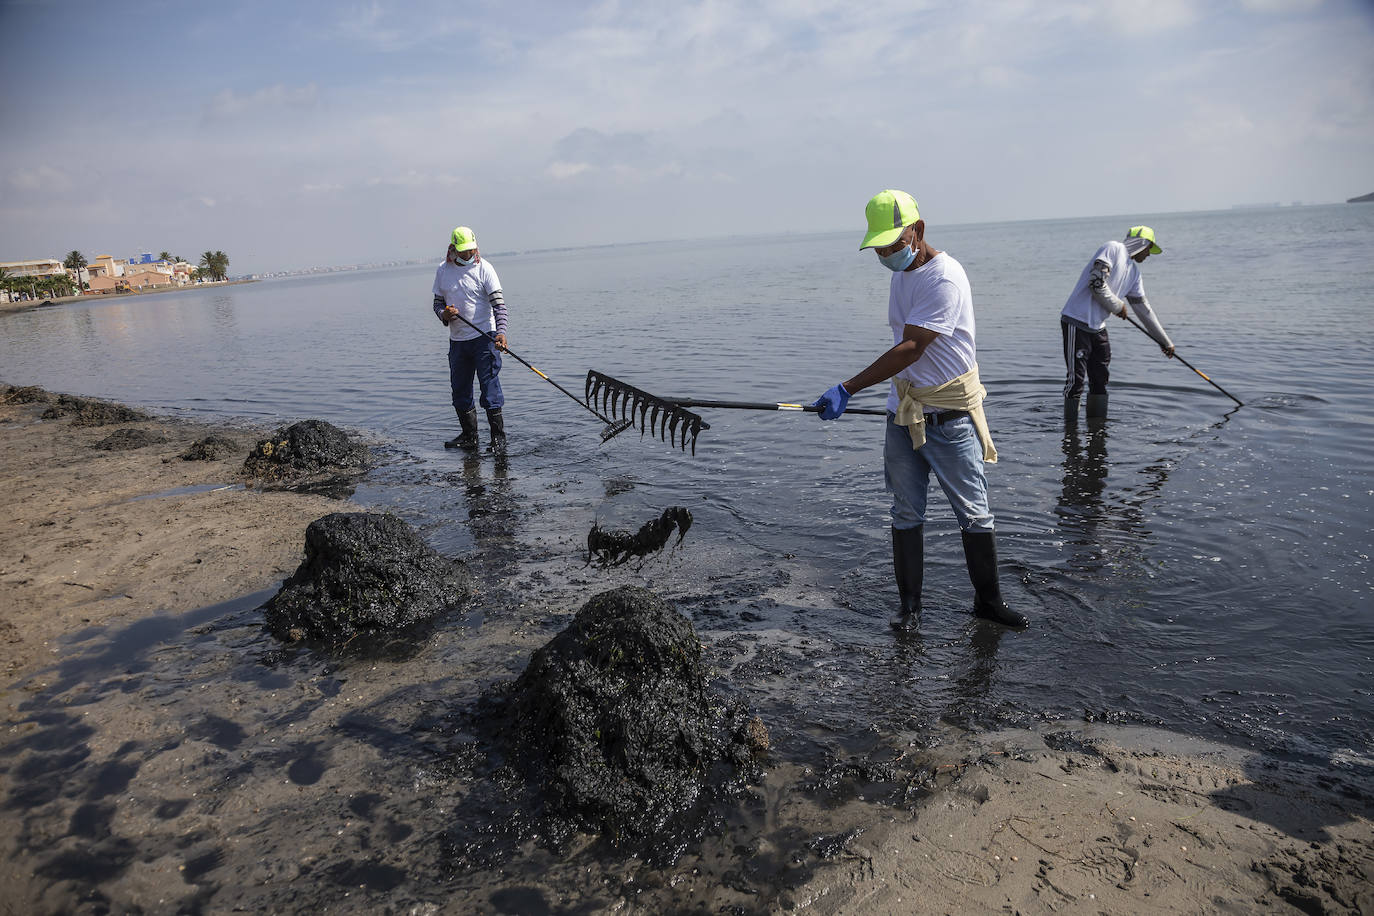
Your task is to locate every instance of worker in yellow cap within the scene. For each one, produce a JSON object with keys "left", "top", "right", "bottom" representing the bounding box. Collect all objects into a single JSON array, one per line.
[
  {"left": 432, "top": 226, "right": 509, "bottom": 451},
  {"left": 812, "top": 190, "right": 1026, "bottom": 631},
  {"left": 1061, "top": 226, "right": 1175, "bottom": 419}
]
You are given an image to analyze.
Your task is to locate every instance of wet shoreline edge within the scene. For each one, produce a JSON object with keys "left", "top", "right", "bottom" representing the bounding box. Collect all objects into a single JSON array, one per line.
[{"left": 1, "top": 384, "right": 1370, "bottom": 913}]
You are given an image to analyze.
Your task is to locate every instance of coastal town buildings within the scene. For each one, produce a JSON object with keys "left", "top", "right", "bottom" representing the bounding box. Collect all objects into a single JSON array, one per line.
[{"left": 1, "top": 251, "right": 197, "bottom": 302}]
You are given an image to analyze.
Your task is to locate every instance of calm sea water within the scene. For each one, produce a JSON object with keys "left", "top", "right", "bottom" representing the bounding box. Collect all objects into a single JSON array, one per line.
[{"left": 4, "top": 204, "right": 1372, "bottom": 774}]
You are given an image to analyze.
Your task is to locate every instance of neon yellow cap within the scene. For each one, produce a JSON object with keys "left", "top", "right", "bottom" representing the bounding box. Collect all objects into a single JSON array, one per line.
[
  {"left": 450, "top": 226, "right": 477, "bottom": 251},
  {"left": 1127, "top": 225, "right": 1163, "bottom": 255},
  {"left": 860, "top": 190, "right": 920, "bottom": 250}
]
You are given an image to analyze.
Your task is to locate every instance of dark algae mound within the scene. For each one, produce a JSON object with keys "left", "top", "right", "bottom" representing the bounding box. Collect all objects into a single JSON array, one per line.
[
  {"left": 180, "top": 434, "right": 240, "bottom": 460},
  {"left": 39, "top": 393, "right": 150, "bottom": 426},
  {"left": 505, "top": 586, "right": 767, "bottom": 847},
  {"left": 1, "top": 384, "right": 52, "bottom": 404},
  {"left": 243, "top": 419, "right": 369, "bottom": 481},
  {"left": 264, "top": 512, "right": 473, "bottom": 645},
  {"left": 90, "top": 427, "right": 169, "bottom": 450}
]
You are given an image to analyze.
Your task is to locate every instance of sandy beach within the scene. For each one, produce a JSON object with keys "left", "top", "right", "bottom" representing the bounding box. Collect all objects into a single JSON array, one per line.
[
  {"left": 0, "top": 392, "right": 350, "bottom": 685},
  {"left": 1, "top": 389, "right": 1370, "bottom": 914}
]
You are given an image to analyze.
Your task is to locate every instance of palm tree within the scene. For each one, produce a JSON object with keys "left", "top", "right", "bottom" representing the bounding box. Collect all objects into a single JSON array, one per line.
[
  {"left": 199, "top": 250, "right": 230, "bottom": 281},
  {"left": 158, "top": 251, "right": 173, "bottom": 262},
  {"left": 42, "top": 275, "right": 76, "bottom": 298},
  {"left": 64, "top": 250, "right": 88, "bottom": 289}
]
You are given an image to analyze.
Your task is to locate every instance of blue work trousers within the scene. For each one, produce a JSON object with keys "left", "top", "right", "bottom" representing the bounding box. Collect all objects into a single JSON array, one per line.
[
  {"left": 448, "top": 336, "right": 504, "bottom": 412},
  {"left": 884, "top": 413, "right": 994, "bottom": 532}
]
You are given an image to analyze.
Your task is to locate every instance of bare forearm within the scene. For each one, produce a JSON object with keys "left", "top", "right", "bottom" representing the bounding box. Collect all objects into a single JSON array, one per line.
[{"left": 844, "top": 339, "right": 927, "bottom": 394}]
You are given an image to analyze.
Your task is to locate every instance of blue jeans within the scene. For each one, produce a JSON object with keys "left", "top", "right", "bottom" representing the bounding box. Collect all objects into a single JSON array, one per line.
[
  {"left": 884, "top": 413, "right": 994, "bottom": 532},
  {"left": 448, "top": 336, "right": 504, "bottom": 412}
]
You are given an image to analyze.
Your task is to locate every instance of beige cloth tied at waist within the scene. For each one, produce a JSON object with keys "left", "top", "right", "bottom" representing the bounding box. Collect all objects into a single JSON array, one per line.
[{"left": 892, "top": 365, "right": 998, "bottom": 463}]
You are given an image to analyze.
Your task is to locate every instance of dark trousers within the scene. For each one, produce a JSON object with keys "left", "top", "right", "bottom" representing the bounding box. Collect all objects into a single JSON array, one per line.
[
  {"left": 448, "top": 336, "right": 504, "bottom": 412},
  {"left": 1062, "top": 320, "right": 1110, "bottom": 399}
]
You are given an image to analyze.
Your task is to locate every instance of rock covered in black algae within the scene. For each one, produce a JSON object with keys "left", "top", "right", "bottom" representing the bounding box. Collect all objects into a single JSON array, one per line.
[
  {"left": 242, "top": 419, "right": 369, "bottom": 481},
  {"left": 507, "top": 586, "right": 767, "bottom": 844},
  {"left": 264, "top": 512, "right": 472, "bottom": 644}
]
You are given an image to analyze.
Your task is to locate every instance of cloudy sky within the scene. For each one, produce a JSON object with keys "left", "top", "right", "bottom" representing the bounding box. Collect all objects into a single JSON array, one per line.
[{"left": 2, "top": 0, "right": 1371, "bottom": 274}]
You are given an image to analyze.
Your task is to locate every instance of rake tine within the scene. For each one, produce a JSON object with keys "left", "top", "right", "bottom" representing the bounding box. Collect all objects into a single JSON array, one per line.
[
  {"left": 649, "top": 403, "right": 661, "bottom": 439},
  {"left": 637, "top": 398, "right": 650, "bottom": 434},
  {"left": 668, "top": 413, "right": 681, "bottom": 450},
  {"left": 585, "top": 373, "right": 595, "bottom": 406},
  {"left": 590, "top": 376, "right": 605, "bottom": 416}
]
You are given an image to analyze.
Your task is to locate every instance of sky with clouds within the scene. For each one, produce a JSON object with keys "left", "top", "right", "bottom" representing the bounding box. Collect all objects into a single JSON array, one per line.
[{"left": 2, "top": 0, "right": 1371, "bottom": 274}]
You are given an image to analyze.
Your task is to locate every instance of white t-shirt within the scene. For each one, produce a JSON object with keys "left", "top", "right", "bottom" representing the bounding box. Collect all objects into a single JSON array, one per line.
[
  {"left": 433, "top": 258, "right": 502, "bottom": 341},
  {"left": 1060, "top": 240, "right": 1144, "bottom": 331},
  {"left": 885, "top": 251, "right": 978, "bottom": 413}
]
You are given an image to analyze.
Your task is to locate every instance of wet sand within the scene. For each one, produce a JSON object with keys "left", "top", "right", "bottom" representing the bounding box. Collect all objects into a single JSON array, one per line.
[
  {"left": 0, "top": 394, "right": 350, "bottom": 686},
  {"left": 1, "top": 390, "right": 1370, "bottom": 914}
]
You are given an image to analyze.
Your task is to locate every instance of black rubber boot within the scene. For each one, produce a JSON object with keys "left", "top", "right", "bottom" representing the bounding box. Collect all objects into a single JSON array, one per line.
[
  {"left": 1085, "top": 393, "right": 1108, "bottom": 419},
  {"left": 444, "top": 408, "right": 479, "bottom": 450},
  {"left": 961, "top": 530, "right": 1028, "bottom": 629},
  {"left": 1064, "top": 397, "right": 1080, "bottom": 425},
  {"left": 891, "top": 525, "right": 923, "bottom": 630},
  {"left": 486, "top": 408, "right": 506, "bottom": 452}
]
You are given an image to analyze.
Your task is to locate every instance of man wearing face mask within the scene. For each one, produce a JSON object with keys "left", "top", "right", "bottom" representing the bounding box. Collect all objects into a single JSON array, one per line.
[
  {"left": 433, "top": 225, "right": 508, "bottom": 451},
  {"left": 1060, "top": 225, "right": 1175, "bottom": 420},
  {"left": 812, "top": 189, "right": 1026, "bottom": 631}
]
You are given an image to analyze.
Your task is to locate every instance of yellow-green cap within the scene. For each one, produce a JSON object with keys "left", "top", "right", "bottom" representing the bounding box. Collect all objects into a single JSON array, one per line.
[
  {"left": 450, "top": 226, "right": 477, "bottom": 251},
  {"left": 1127, "top": 225, "right": 1163, "bottom": 255},
  {"left": 860, "top": 190, "right": 920, "bottom": 250}
]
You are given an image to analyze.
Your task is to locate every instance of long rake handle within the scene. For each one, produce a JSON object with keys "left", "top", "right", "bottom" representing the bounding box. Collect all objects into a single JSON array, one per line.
[
  {"left": 1121, "top": 315, "right": 1244, "bottom": 407},
  {"left": 446, "top": 311, "right": 620, "bottom": 425},
  {"left": 666, "top": 398, "right": 887, "bottom": 415}
]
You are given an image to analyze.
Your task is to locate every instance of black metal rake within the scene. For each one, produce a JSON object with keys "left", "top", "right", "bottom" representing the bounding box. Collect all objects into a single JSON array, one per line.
[
  {"left": 585, "top": 370, "right": 711, "bottom": 454},
  {"left": 585, "top": 370, "right": 890, "bottom": 455}
]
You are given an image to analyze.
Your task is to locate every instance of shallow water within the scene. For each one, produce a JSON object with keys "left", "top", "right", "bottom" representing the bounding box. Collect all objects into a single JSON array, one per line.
[{"left": 3, "top": 204, "right": 1372, "bottom": 909}]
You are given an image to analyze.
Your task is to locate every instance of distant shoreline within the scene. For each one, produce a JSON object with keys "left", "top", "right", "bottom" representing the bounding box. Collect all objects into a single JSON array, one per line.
[{"left": 0, "top": 277, "right": 257, "bottom": 314}]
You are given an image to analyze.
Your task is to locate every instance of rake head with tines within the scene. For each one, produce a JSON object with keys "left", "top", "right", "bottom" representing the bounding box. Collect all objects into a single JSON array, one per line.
[{"left": 585, "top": 370, "right": 711, "bottom": 454}]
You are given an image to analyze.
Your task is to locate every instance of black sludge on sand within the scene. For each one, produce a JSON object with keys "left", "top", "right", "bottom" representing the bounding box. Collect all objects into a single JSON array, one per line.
[
  {"left": 264, "top": 512, "right": 473, "bottom": 644},
  {"left": 242, "top": 418, "right": 369, "bottom": 481},
  {"left": 503, "top": 586, "right": 767, "bottom": 847}
]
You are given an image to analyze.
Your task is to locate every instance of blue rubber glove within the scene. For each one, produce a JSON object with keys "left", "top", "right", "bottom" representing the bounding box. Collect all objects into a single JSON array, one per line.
[{"left": 813, "top": 383, "right": 850, "bottom": 420}]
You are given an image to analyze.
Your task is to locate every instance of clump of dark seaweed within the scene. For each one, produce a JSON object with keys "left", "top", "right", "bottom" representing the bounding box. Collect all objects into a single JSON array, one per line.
[
  {"left": 242, "top": 419, "right": 369, "bottom": 481},
  {"left": 263, "top": 512, "right": 472, "bottom": 646},
  {"left": 501, "top": 586, "right": 767, "bottom": 848},
  {"left": 586, "top": 506, "right": 692, "bottom": 567},
  {"left": 91, "top": 427, "right": 169, "bottom": 451},
  {"left": 41, "top": 393, "right": 150, "bottom": 427},
  {"left": 180, "top": 434, "right": 241, "bottom": 461},
  {"left": 1, "top": 385, "right": 52, "bottom": 404}
]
